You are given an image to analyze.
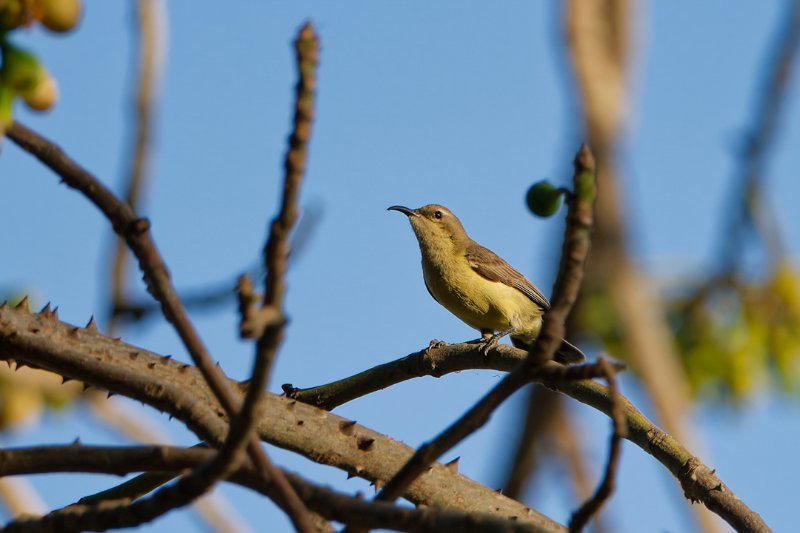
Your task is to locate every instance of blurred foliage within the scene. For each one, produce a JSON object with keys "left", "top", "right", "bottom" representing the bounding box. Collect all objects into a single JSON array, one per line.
[
  {"left": 576, "top": 263, "right": 800, "bottom": 402},
  {"left": 0, "top": 0, "right": 82, "bottom": 131},
  {"left": 0, "top": 296, "right": 83, "bottom": 431}
]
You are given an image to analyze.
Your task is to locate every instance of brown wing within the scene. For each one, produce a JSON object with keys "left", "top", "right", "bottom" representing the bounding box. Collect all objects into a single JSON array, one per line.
[{"left": 465, "top": 242, "right": 551, "bottom": 311}]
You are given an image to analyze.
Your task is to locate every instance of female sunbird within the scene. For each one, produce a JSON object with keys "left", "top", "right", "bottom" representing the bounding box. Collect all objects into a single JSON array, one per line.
[{"left": 389, "top": 204, "right": 585, "bottom": 364}]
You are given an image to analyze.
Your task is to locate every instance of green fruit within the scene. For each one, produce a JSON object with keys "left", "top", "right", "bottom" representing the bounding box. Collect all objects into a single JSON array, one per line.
[
  {"left": 526, "top": 180, "right": 564, "bottom": 218},
  {"left": 1, "top": 42, "right": 44, "bottom": 94}
]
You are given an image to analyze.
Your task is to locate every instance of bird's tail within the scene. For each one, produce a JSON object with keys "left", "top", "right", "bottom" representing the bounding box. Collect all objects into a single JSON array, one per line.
[
  {"left": 555, "top": 339, "right": 586, "bottom": 364},
  {"left": 511, "top": 337, "right": 586, "bottom": 365}
]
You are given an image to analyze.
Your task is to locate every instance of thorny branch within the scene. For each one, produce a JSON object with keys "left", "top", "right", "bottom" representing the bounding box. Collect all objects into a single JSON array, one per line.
[
  {"left": 232, "top": 21, "right": 322, "bottom": 532},
  {"left": 5, "top": 120, "right": 278, "bottom": 473},
  {"left": 3, "top": 26, "right": 321, "bottom": 529},
  {"left": 0, "top": 297, "right": 770, "bottom": 531},
  {"left": 0, "top": 302, "right": 564, "bottom": 531},
  {"left": 0, "top": 445, "right": 559, "bottom": 533}
]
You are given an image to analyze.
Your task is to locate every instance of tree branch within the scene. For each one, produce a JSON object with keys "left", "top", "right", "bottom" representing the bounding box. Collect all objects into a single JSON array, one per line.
[
  {"left": 567, "top": 358, "right": 626, "bottom": 531},
  {"left": 0, "top": 445, "right": 560, "bottom": 533},
  {"left": 284, "top": 337, "right": 768, "bottom": 532},
  {"left": 4, "top": 118, "right": 316, "bottom": 529},
  {"left": 4, "top": 120, "right": 283, "bottom": 482},
  {"left": 0, "top": 303, "right": 563, "bottom": 530}
]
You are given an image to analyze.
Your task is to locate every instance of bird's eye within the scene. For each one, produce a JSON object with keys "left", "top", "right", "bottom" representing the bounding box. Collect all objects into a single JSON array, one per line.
[{"left": 434, "top": 211, "right": 443, "bottom": 219}]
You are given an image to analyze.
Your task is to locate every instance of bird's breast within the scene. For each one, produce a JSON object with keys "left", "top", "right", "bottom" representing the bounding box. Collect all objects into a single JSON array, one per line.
[{"left": 421, "top": 256, "right": 538, "bottom": 333}]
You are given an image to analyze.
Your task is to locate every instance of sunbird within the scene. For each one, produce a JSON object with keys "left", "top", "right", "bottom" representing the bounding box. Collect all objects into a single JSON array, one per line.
[{"left": 389, "top": 204, "right": 585, "bottom": 364}]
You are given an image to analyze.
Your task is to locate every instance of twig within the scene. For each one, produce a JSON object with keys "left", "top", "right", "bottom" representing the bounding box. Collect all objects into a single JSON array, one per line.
[
  {"left": 567, "top": 358, "right": 626, "bottom": 531},
  {"left": 87, "top": 392, "right": 251, "bottom": 531},
  {"left": 242, "top": 18, "right": 318, "bottom": 381},
  {"left": 111, "top": 269, "right": 244, "bottom": 324},
  {"left": 234, "top": 21, "right": 322, "bottom": 532},
  {"left": 106, "top": 0, "right": 168, "bottom": 335},
  {"left": 262, "top": 23, "right": 316, "bottom": 315},
  {"left": 371, "top": 145, "right": 597, "bottom": 505}
]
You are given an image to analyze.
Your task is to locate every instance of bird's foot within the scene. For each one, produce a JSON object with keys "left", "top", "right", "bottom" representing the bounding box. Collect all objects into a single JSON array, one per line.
[
  {"left": 427, "top": 339, "right": 449, "bottom": 350},
  {"left": 475, "top": 328, "right": 515, "bottom": 357}
]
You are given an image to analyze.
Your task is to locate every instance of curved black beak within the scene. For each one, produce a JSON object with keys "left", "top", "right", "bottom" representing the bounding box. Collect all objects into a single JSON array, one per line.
[{"left": 387, "top": 205, "right": 418, "bottom": 217}]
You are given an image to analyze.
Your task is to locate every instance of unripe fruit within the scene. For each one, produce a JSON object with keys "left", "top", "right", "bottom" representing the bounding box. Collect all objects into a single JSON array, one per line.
[
  {"left": 0, "top": 43, "right": 43, "bottom": 94},
  {"left": 526, "top": 180, "right": 564, "bottom": 218}
]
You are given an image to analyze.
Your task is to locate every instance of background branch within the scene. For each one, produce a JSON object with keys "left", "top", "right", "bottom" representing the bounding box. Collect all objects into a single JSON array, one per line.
[
  {"left": 721, "top": 0, "right": 800, "bottom": 272},
  {"left": 563, "top": 1, "right": 720, "bottom": 530},
  {"left": 106, "top": 0, "right": 167, "bottom": 335}
]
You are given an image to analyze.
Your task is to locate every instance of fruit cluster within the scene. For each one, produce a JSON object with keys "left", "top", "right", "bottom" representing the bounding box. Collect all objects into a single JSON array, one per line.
[{"left": 0, "top": 0, "right": 82, "bottom": 130}]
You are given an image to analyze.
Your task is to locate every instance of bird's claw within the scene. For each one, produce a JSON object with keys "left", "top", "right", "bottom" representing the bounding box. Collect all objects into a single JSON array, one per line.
[
  {"left": 476, "top": 328, "right": 515, "bottom": 357},
  {"left": 478, "top": 336, "right": 500, "bottom": 357}
]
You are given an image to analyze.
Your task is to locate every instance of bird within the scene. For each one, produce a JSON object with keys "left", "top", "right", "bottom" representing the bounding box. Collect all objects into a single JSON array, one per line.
[{"left": 388, "top": 204, "right": 585, "bottom": 364}]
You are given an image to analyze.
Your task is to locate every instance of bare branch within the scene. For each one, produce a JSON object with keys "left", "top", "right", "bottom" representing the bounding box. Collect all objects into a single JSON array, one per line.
[
  {"left": 567, "top": 358, "right": 626, "bottom": 531},
  {"left": 0, "top": 303, "right": 561, "bottom": 529},
  {"left": 3, "top": 115, "right": 327, "bottom": 529},
  {"left": 0, "top": 445, "right": 560, "bottom": 533},
  {"left": 227, "top": 22, "right": 322, "bottom": 532},
  {"left": 3, "top": 119, "right": 316, "bottom": 529},
  {"left": 107, "top": 0, "right": 168, "bottom": 335},
  {"left": 285, "top": 335, "right": 769, "bottom": 532}
]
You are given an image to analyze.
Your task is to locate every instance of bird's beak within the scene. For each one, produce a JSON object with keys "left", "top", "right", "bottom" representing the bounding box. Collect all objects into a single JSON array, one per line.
[
  {"left": 386, "top": 205, "right": 419, "bottom": 217},
  {"left": 387, "top": 205, "right": 418, "bottom": 217}
]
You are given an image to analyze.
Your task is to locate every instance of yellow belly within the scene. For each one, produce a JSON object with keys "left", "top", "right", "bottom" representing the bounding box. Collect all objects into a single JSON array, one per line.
[{"left": 422, "top": 257, "right": 543, "bottom": 339}]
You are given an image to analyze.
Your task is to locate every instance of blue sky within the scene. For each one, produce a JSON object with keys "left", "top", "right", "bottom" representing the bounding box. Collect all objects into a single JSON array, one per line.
[{"left": 2, "top": 1, "right": 799, "bottom": 531}]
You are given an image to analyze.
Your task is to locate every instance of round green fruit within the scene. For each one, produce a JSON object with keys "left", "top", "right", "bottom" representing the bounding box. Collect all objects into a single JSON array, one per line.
[{"left": 526, "top": 180, "right": 564, "bottom": 218}]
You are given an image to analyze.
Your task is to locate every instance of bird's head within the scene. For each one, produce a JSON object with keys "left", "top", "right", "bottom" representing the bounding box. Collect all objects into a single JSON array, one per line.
[{"left": 388, "top": 204, "right": 469, "bottom": 253}]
